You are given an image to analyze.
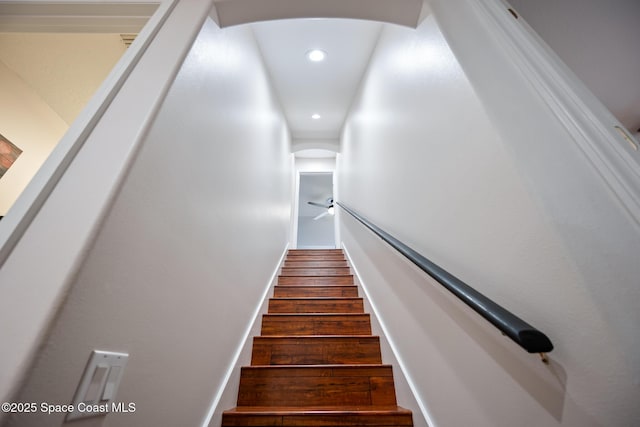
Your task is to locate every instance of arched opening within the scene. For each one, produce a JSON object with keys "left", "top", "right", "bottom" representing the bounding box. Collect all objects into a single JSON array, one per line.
[
  {"left": 211, "top": 0, "right": 424, "bottom": 28},
  {"left": 291, "top": 147, "right": 338, "bottom": 248}
]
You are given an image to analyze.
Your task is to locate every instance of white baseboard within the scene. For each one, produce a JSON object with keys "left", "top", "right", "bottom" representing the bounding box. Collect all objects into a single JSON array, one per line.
[
  {"left": 201, "top": 244, "right": 289, "bottom": 427},
  {"left": 342, "top": 242, "right": 434, "bottom": 427}
]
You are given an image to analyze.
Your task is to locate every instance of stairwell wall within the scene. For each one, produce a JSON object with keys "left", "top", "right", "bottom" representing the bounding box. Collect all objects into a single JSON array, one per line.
[
  {"left": 3, "top": 16, "right": 292, "bottom": 427},
  {"left": 337, "top": 13, "right": 639, "bottom": 427}
]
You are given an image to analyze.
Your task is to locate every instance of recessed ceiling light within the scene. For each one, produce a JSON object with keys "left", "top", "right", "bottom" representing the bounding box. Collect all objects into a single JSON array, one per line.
[
  {"left": 312, "top": 114, "right": 321, "bottom": 120},
  {"left": 307, "top": 49, "right": 326, "bottom": 62}
]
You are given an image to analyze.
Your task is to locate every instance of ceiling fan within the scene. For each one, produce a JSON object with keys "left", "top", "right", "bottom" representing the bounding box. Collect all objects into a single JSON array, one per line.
[{"left": 308, "top": 197, "right": 334, "bottom": 220}]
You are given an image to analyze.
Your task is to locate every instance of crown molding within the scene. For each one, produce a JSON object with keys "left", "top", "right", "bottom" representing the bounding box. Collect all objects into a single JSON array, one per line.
[{"left": 0, "top": 1, "right": 159, "bottom": 32}]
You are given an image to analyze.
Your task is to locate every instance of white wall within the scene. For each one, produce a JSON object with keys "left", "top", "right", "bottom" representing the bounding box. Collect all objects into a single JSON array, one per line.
[
  {"left": 338, "top": 15, "right": 640, "bottom": 427},
  {"left": 0, "top": 62, "right": 67, "bottom": 215},
  {"left": 295, "top": 157, "right": 336, "bottom": 173},
  {"left": 3, "top": 16, "right": 291, "bottom": 427},
  {"left": 507, "top": 0, "right": 640, "bottom": 134},
  {"left": 297, "top": 216, "right": 335, "bottom": 248}
]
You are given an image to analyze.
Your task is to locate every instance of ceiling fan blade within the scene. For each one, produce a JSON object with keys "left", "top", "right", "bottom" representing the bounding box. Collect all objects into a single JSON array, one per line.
[
  {"left": 308, "top": 201, "right": 331, "bottom": 209},
  {"left": 313, "top": 211, "right": 330, "bottom": 220}
]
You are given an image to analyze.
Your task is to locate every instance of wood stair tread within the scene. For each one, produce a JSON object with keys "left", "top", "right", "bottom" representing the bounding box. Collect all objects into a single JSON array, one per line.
[
  {"left": 268, "top": 298, "right": 364, "bottom": 314},
  {"left": 275, "top": 283, "right": 357, "bottom": 288},
  {"left": 281, "top": 272, "right": 349, "bottom": 275},
  {"left": 288, "top": 252, "right": 343, "bottom": 254},
  {"left": 226, "top": 405, "right": 412, "bottom": 414},
  {"left": 278, "top": 276, "right": 354, "bottom": 285},
  {"left": 261, "top": 314, "right": 371, "bottom": 336},
  {"left": 284, "top": 261, "right": 349, "bottom": 267},
  {"left": 273, "top": 286, "right": 359, "bottom": 298},
  {"left": 237, "top": 365, "right": 397, "bottom": 407},
  {"left": 287, "top": 251, "right": 345, "bottom": 256},
  {"left": 280, "top": 268, "right": 352, "bottom": 277},
  {"left": 268, "top": 297, "right": 363, "bottom": 300},
  {"left": 222, "top": 406, "right": 413, "bottom": 426},
  {"left": 251, "top": 335, "right": 382, "bottom": 365},
  {"left": 242, "top": 363, "right": 392, "bottom": 369},
  {"left": 268, "top": 298, "right": 363, "bottom": 302},
  {"left": 286, "top": 256, "right": 344, "bottom": 259},
  {"left": 286, "top": 253, "right": 346, "bottom": 256},
  {"left": 286, "top": 256, "right": 346, "bottom": 258},
  {"left": 254, "top": 335, "right": 380, "bottom": 339},
  {"left": 264, "top": 313, "right": 369, "bottom": 317},
  {"left": 274, "top": 285, "right": 357, "bottom": 287}
]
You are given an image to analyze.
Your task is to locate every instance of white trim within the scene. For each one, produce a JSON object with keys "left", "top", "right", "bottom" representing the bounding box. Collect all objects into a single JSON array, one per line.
[
  {"left": 200, "top": 244, "right": 289, "bottom": 427},
  {"left": 0, "top": 1, "right": 159, "bottom": 33},
  {"left": 0, "top": 0, "right": 175, "bottom": 266},
  {"left": 212, "top": 0, "right": 423, "bottom": 28},
  {"left": 470, "top": 0, "right": 640, "bottom": 225},
  {"left": 290, "top": 163, "right": 300, "bottom": 248},
  {"left": 291, "top": 139, "right": 340, "bottom": 153},
  {"left": 342, "top": 242, "right": 437, "bottom": 427},
  {"left": 333, "top": 161, "right": 341, "bottom": 246}
]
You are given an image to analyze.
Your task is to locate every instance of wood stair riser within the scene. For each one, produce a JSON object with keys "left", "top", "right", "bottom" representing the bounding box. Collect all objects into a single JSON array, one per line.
[
  {"left": 262, "top": 314, "right": 372, "bottom": 335},
  {"left": 284, "top": 260, "right": 349, "bottom": 268},
  {"left": 278, "top": 276, "right": 354, "bottom": 286},
  {"left": 280, "top": 268, "right": 351, "bottom": 277},
  {"left": 288, "top": 249, "right": 344, "bottom": 255},
  {"left": 222, "top": 410, "right": 413, "bottom": 426},
  {"left": 251, "top": 336, "right": 382, "bottom": 365},
  {"left": 237, "top": 366, "right": 397, "bottom": 407},
  {"left": 268, "top": 298, "right": 364, "bottom": 314},
  {"left": 285, "top": 255, "right": 346, "bottom": 261},
  {"left": 273, "top": 286, "right": 359, "bottom": 298}
]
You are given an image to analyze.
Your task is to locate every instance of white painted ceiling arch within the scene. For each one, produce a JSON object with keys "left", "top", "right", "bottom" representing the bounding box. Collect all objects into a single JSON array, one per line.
[
  {"left": 211, "top": 0, "right": 424, "bottom": 28},
  {"left": 293, "top": 139, "right": 340, "bottom": 153}
]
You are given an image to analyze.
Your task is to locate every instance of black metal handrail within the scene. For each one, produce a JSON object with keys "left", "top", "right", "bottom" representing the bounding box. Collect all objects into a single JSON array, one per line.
[{"left": 337, "top": 202, "right": 553, "bottom": 354}]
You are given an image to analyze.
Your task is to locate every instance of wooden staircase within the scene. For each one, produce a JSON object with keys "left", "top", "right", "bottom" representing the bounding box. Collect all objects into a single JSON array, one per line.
[{"left": 222, "top": 249, "right": 413, "bottom": 427}]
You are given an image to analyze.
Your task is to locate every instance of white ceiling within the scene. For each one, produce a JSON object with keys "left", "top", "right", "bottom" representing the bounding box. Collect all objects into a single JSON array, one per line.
[
  {"left": 251, "top": 19, "right": 383, "bottom": 140},
  {"left": 0, "top": 33, "right": 127, "bottom": 124}
]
